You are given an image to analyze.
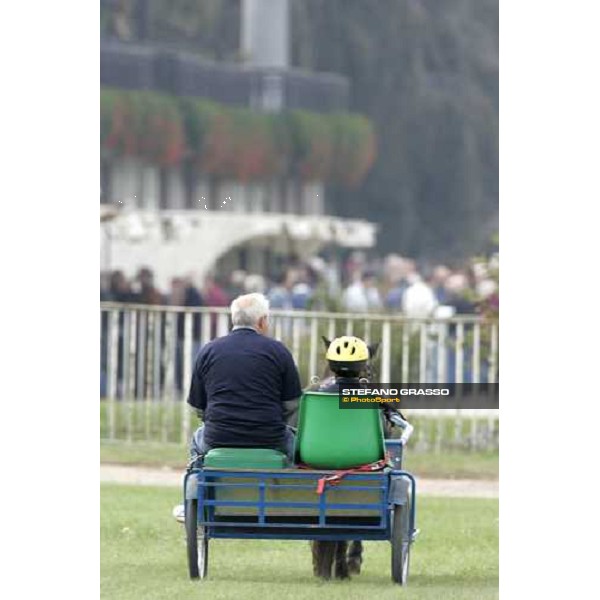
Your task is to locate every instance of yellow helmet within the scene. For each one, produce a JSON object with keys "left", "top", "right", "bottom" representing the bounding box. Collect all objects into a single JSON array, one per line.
[
  {"left": 322, "top": 336, "right": 379, "bottom": 378},
  {"left": 325, "top": 336, "right": 369, "bottom": 362}
]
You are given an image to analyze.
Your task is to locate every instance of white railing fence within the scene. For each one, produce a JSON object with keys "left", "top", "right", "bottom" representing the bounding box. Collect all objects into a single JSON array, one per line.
[{"left": 100, "top": 303, "right": 499, "bottom": 450}]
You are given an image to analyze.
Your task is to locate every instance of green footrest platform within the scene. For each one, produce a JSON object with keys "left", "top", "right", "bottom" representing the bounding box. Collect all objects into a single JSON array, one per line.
[{"left": 203, "top": 448, "right": 288, "bottom": 469}]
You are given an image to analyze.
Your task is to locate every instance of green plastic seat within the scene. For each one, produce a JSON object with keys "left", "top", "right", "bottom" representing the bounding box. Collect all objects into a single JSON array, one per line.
[
  {"left": 296, "top": 391, "right": 386, "bottom": 469},
  {"left": 202, "top": 447, "right": 288, "bottom": 469}
]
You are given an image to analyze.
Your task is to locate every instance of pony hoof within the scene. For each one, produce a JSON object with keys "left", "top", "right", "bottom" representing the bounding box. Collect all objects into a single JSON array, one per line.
[
  {"left": 334, "top": 566, "right": 351, "bottom": 580},
  {"left": 347, "top": 558, "right": 362, "bottom": 575}
]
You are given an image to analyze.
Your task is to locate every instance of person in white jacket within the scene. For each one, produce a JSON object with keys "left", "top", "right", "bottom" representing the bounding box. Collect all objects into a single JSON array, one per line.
[
  {"left": 342, "top": 272, "right": 382, "bottom": 313},
  {"left": 401, "top": 274, "right": 438, "bottom": 318}
]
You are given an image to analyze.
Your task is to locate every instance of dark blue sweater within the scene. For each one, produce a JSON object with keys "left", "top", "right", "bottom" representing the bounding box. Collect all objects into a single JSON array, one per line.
[{"left": 187, "top": 328, "right": 302, "bottom": 448}]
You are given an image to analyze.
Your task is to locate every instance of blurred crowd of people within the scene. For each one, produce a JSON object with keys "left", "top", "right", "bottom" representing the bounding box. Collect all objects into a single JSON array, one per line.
[
  {"left": 342, "top": 253, "right": 499, "bottom": 319},
  {"left": 100, "top": 251, "right": 499, "bottom": 318},
  {"left": 101, "top": 267, "right": 232, "bottom": 309}
]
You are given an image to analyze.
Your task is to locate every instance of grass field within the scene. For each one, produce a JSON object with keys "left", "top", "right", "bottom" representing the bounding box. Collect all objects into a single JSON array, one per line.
[
  {"left": 101, "top": 484, "right": 498, "bottom": 600},
  {"left": 100, "top": 440, "right": 499, "bottom": 480}
]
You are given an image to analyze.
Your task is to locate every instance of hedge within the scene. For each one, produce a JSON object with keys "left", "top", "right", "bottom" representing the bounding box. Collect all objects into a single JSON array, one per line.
[
  {"left": 101, "top": 88, "right": 376, "bottom": 186},
  {"left": 101, "top": 89, "right": 186, "bottom": 166}
]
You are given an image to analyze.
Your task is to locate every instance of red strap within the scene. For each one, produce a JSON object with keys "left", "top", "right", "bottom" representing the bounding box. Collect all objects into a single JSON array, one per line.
[
  {"left": 312, "top": 458, "right": 388, "bottom": 495},
  {"left": 316, "top": 478, "right": 326, "bottom": 495},
  {"left": 296, "top": 452, "right": 390, "bottom": 473}
]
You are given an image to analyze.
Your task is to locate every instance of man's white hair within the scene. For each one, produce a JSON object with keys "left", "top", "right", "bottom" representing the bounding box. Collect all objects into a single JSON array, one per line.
[{"left": 230, "top": 293, "right": 270, "bottom": 327}]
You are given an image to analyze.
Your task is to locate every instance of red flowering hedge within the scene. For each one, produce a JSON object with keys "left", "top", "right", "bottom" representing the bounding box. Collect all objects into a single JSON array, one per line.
[
  {"left": 101, "top": 88, "right": 376, "bottom": 186},
  {"left": 101, "top": 89, "right": 185, "bottom": 166},
  {"left": 329, "top": 113, "right": 377, "bottom": 186},
  {"left": 285, "top": 110, "right": 334, "bottom": 181}
]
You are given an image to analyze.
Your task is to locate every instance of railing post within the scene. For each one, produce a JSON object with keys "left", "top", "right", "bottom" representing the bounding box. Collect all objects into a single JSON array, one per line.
[
  {"left": 364, "top": 319, "right": 372, "bottom": 345},
  {"left": 454, "top": 411, "right": 463, "bottom": 448},
  {"left": 308, "top": 317, "right": 318, "bottom": 380},
  {"left": 121, "top": 310, "right": 130, "bottom": 402},
  {"left": 161, "top": 311, "right": 176, "bottom": 443},
  {"left": 217, "top": 312, "right": 229, "bottom": 338},
  {"left": 346, "top": 319, "right": 354, "bottom": 336},
  {"left": 401, "top": 324, "right": 409, "bottom": 383},
  {"left": 107, "top": 309, "right": 119, "bottom": 441},
  {"left": 489, "top": 322, "right": 498, "bottom": 384},
  {"left": 127, "top": 310, "right": 137, "bottom": 443},
  {"left": 435, "top": 416, "right": 443, "bottom": 454},
  {"left": 455, "top": 322, "right": 465, "bottom": 447},
  {"left": 327, "top": 318, "right": 336, "bottom": 342},
  {"left": 292, "top": 317, "right": 301, "bottom": 365},
  {"left": 419, "top": 418, "right": 431, "bottom": 453},
  {"left": 436, "top": 321, "right": 447, "bottom": 384},
  {"left": 472, "top": 322, "right": 481, "bottom": 384},
  {"left": 419, "top": 323, "right": 427, "bottom": 383},
  {"left": 488, "top": 414, "right": 498, "bottom": 453},
  {"left": 145, "top": 311, "right": 154, "bottom": 441},
  {"left": 182, "top": 311, "right": 193, "bottom": 445},
  {"left": 455, "top": 322, "right": 464, "bottom": 384},
  {"left": 201, "top": 312, "right": 212, "bottom": 347},
  {"left": 137, "top": 310, "right": 147, "bottom": 402},
  {"left": 121, "top": 310, "right": 131, "bottom": 442},
  {"left": 381, "top": 321, "right": 391, "bottom": 383},
  {"left": 153, "top": 311, "right": 162, "bottom": 401},
  {"left": 274, "top": 315, "right": 283, "bottom": 341}
]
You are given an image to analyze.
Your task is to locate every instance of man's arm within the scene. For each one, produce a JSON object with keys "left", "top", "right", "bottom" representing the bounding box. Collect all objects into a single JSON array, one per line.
[
  {"left": 280, "top": 346, "right": 303, "bottom": 427},
  {"left": 283, "top": 397, "right": 300, "bottom": 427},
  {"left": 187, "top": 349, "right": 208, "bottom": 415}
]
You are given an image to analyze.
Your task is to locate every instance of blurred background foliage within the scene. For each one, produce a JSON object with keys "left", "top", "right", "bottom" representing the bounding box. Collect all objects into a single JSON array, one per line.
[
  {"left": 101, "top": 0, "right": 498, "bottom": 260},
  {"left": 101, "top": 88, "right": 377, "bottom": 184},
  {"left": 291, "top": 0, "right": 498, "bottom": 260}
]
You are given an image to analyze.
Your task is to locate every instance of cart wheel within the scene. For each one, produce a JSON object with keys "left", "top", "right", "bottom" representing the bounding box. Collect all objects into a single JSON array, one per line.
[
  {"left": 391, "top": 499, "right": 411, "bottom": 585},
  {"left": 185, "top": 499, "right": 208, "bottom": 580}
]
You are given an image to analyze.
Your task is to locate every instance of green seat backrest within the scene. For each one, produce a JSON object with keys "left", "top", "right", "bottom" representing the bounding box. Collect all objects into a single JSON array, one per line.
[
  {"left": 203, "top": 447, "right": 288, "bottom": 469},
  {"left": 296, "top": 391, "right": 385, "bottom": 469}
]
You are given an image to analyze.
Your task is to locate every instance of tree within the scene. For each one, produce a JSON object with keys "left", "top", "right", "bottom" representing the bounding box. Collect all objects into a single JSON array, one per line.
[{"left": 291, "top": 0, "right": 498, "bottom": 260}]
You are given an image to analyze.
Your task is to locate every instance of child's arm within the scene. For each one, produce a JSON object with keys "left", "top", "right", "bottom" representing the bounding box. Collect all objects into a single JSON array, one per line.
[
  {"left": 388, "top": 412, "right": 414, "bottom": 446},
  {"left": 383, "top": 407, "right": 414, "bottom": 446}
]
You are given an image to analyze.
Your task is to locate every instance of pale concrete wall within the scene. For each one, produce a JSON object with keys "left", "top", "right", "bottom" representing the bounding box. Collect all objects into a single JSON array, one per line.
[{"left": 100, "top": 211, "right": 376, "bottom": 290}]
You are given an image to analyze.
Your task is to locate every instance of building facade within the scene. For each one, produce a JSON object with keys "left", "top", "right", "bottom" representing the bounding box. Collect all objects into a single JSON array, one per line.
[{"left": 100, "top": 0, "right": 377, "bottom": 290}]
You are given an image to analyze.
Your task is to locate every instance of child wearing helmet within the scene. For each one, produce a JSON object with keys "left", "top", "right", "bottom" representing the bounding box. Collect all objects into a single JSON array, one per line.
[
  {"left": 319, "top": 335, "right": 374, "bottom": 387},
  {"left": 307, "top": 335, "right": 413, "bottom": 579},
  {"left": 316, "top": 335, "right": 413, "bottom": 437}
]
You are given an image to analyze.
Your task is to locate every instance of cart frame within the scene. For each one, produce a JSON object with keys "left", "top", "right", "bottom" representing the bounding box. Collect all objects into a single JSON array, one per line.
[{"left": 183, "top": 439, "right": 418, "bottom": 584}]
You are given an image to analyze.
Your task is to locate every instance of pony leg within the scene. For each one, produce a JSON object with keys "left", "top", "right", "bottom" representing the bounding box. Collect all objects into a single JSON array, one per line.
[
  {"left": 334, "top": 541, "right": 350, "bottom": 580},
  {"left": 311, "top": 541, "right": 335, "bottom": 579},
  {"left": 347, "top": 540, "right": 363, "bottom": 575}
]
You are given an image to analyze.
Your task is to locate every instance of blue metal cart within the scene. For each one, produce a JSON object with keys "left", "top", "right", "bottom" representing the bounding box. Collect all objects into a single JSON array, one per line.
[{"left": 183, "top": 439, "right": 417, "bottom": 585}]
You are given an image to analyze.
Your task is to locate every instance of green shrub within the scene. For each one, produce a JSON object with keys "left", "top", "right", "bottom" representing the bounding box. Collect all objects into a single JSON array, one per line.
[
  {"left": 330, "top": 112, "right": 377, "bottom": 186},
  {"left": 100, "top": 88, "right": 377, "bottom": 185},
  {"left": 100, "top": 89, "right": 185, "bottom": 166}
]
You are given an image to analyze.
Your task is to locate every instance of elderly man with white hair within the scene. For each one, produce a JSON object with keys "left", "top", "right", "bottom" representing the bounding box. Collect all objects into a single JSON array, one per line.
[{"left": 187, "top": 293, "right": 302, "bottom": 462}]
